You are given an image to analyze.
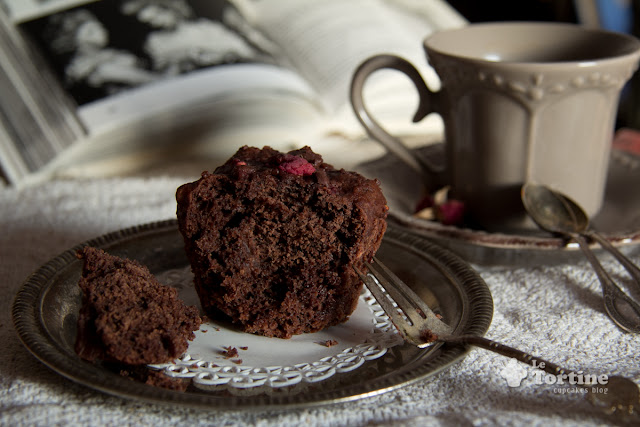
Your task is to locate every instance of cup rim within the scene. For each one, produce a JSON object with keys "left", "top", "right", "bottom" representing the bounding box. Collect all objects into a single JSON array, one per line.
[{"left": 424, "top": 21, "right": 640, "bottom": 66}]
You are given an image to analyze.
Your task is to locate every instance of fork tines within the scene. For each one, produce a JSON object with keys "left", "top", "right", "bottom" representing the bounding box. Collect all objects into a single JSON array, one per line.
[{"left": 354, "top": 257, "right": 452, "bottom": 348}]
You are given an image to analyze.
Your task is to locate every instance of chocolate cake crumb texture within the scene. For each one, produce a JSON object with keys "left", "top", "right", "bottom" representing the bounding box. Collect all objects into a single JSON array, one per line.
[
  {"left": 176, "top": 145, "right": 388, "bottom": 338},
  {"left": 75, "top": 246, "right": 202, "bottom": 365},
  {"left": 420, "top": 329, "right": 439, "bottom": 344}
]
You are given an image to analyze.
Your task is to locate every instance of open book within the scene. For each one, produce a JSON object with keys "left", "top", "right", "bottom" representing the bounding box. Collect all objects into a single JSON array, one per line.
[{"left": 0, "top": 0, "right": 465, "bottom": 185}]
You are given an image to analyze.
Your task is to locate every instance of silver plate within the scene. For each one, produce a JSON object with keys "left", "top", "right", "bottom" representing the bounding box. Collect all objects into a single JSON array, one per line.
[
  {"left": 357, "top": 144, "right": 640, "bottom": 265},
  {"left": 12, "top": 220, "right": 492, "bottom": 410}
]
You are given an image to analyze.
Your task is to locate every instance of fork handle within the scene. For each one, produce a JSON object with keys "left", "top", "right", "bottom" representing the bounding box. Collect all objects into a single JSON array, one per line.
[
  {"left": 438, "top": 335, "right": 572, "bottom": 377},
  {"left": 587, "top": 231, "right": 640, "bottom": 285}
]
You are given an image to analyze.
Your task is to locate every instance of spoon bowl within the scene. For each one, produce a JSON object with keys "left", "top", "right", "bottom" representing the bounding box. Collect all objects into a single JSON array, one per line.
[
  {"left": 522, "top": 183, "right": 640, "bottom": 333},
  {"left": 521, "top": 183, "right": 589, "bottom": 235}
]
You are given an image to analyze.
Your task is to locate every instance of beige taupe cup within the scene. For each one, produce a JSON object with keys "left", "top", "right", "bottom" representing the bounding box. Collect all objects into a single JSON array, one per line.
[{"left": 351, "top": 22, "right": 640, "bottom": 230}]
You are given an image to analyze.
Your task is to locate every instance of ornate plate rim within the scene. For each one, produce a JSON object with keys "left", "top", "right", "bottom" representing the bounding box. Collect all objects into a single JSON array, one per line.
[{"left": 12, "top": 220, "right": 493, "bottom": 411}]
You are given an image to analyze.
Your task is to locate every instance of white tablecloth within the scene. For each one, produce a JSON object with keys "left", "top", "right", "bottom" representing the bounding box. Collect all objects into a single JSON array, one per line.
[{"left": 2, "top": 174, "right": 639, "bottom": 426}]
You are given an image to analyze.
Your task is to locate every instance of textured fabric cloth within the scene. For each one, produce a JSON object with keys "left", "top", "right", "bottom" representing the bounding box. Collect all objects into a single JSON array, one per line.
[{"left": 1, "top": 175, "right": 639, "bottom": 426}]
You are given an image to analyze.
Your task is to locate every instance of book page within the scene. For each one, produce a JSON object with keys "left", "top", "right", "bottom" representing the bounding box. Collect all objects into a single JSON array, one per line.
[
  {"left": 230, "top": 0, "right": 463, "bottom": 105},
  {"left": 16, "top": 0, "right": 321, "bottom": 134},
  {"left": 78, "top": 63, "right": 318, "bottom": 136},
  {"left": 51, "top": 89, "right": 328, "bottom": 179},
  {"left": 229, "top": 0, "right": 465, "bottom": 137}
]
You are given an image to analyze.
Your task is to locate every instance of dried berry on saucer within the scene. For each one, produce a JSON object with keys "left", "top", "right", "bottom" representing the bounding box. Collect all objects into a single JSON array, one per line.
[{"left": 414, "top": 186, "right": 466, "bottom": 226}]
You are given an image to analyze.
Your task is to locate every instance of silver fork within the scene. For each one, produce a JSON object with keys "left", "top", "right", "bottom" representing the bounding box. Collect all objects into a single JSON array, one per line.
[{"left": 354, "top": 257, "right": 640, "bottom": 421}]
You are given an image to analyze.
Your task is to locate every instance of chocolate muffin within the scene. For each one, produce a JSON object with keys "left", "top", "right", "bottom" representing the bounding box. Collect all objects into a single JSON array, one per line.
[
  {"left": 176, "top": 146, "right": 388, "bottom": 338},
  {"left": 75, "top": 246, "right": 202, "bottom": 365}
]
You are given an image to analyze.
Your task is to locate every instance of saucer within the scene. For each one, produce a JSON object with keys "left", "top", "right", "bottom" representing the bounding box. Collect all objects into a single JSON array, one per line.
[{"left": 356, "top": 143, "right": 640, "bottom": 266}]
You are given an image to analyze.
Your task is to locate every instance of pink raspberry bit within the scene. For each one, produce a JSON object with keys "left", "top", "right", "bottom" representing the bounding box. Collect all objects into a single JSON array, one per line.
[
  {"left": 436, "top": 200, "right": 465, "bottom": 226},
  {"left": 278, "top": 155, "right": 315, "bottom": 176}
]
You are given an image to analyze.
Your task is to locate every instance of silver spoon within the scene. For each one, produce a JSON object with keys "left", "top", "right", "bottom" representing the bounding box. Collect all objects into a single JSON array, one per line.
[{"left": 521, "top": 182, "right": 640, "bottom": 333}]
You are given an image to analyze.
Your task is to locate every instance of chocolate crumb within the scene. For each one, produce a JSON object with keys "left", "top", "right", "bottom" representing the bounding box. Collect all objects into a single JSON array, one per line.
[
  {"left": 420, "top": 329, "right": 439, "bottom": 343},
  {"left": 239, "top": 346, "right": 248, "bottom": 351},
  {"left": 318, "top": 339, "right": 338, "bottom": 347},
  {"left": 222, "top": 346, "right": 239, "bottom": 358},
  {"left": 231, "top": 359, "right": 243, "bottom": 365}
]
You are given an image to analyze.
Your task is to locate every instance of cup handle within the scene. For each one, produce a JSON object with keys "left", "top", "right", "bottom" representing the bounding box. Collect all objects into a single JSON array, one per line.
[{"left": 350, "top": 54, "right": 444, "bottom": 184}]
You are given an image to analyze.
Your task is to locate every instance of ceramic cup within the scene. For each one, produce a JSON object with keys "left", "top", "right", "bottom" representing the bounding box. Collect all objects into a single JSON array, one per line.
[{"left": 351, "top": 22, "right": 640, "bottom": 230}]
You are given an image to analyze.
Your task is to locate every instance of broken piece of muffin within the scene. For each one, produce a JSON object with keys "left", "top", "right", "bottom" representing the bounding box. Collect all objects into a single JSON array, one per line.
[{"left": 74, "top": 246, "right": 202, "bottom": 366}]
